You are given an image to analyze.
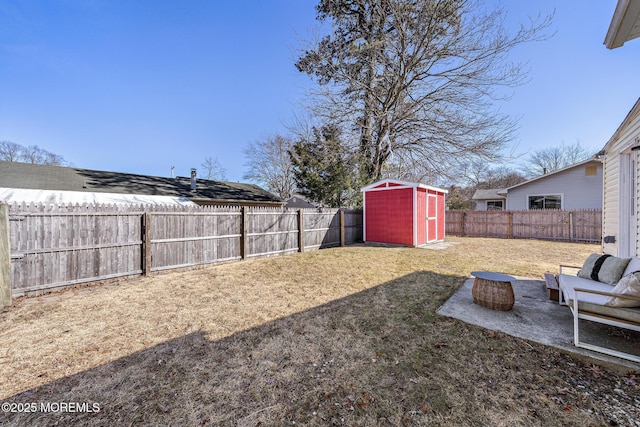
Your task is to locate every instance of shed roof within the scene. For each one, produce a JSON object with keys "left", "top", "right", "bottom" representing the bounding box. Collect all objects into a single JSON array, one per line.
[
  {"left": 361, "top": 179, "right": 448, "bottom": 193},
  {"left": 0, "top": 161, "right": 281, "bottom": 206}
]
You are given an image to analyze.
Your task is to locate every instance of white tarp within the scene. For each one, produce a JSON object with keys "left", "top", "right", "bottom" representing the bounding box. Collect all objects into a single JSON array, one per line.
[{"left": 0, "top": 187, "right": 197, "bottom": 206}]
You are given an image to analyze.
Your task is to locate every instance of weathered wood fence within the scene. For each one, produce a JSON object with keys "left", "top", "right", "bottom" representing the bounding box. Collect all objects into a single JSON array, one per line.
[
  {"left": 445, "top": 209, "right": 602, "bottom": 242},
  {"left": 6, "top": 203, "right": 363, "bottom": 296}
]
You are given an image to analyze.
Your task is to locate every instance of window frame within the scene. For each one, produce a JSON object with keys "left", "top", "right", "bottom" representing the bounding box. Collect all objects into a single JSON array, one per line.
[
  {"left": 486, "top": 200, "right": 504, "bottom": 210},
  {"left": 527, "top": 194, "right": 563, "bottom": 210}
]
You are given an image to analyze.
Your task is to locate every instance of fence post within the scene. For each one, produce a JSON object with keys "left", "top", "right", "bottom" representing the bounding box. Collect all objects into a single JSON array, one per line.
[
  {"left": 461, "top": 211, "right": 466, "bottom": 236},
  {"left": 340, "top": 209, "right": 345, "bottom": 247},
  {"left": 0, "top": 204, "right": 11, "bottom": 307},
  {"left": 298, "top": 209, "right": 305, "bottom": 252},
  {"left": 508, "top": 212, "right": 513, "bottom": 239},
  {"left": 241, "top": 206, "right": 248, "bottom": 260},
  {"left": 569, "top": 211, "right": 574, "bottom": 242},
  {"left": 142, "top": 212, "right": 152, "bottom": 275}
]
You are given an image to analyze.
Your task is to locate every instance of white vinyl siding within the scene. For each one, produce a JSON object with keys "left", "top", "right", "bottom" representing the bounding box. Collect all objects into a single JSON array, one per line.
[
  {"left": 603, "top": 152, "right": 620, "bottom": 255},
  {"left": 475, "top": 200, "right": 488, "bottom": 211},
  {"left": 603, "top": 104, "right": 640, "bottom": 257}
]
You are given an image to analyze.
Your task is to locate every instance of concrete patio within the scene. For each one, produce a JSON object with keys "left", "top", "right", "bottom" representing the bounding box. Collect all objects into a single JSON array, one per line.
[{"left": 437, "top": 277, "right": 640, "bottom": 371}]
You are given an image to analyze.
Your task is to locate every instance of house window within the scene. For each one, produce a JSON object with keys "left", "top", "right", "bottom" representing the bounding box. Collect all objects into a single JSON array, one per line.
[
  {"left": 486, "top": 200, "right": 504, "bottom": 210},
  {"left": 528, "top": 195, "right": 562, "bottom": 210}
]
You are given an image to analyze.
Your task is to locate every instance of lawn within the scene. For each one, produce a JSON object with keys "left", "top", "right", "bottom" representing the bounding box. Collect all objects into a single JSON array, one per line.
[{"left": 0, "top": 237, "right": 638, "bottom": 426}]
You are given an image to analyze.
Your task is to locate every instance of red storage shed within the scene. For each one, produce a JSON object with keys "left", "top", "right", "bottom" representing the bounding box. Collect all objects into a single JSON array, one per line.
[{"left": 361, "top": 179, "right": 448, "bottom": 247}]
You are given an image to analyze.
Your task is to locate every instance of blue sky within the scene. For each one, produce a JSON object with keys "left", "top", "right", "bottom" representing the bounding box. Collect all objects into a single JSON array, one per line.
[{"left": 1, "top": 1, "right": 639, "bottom": 183}]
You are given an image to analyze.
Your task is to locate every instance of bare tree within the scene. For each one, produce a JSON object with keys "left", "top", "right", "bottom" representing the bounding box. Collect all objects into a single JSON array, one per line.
[
  {"left": 297, "top": 0, "right": 552, "bottom": 183},
  {"left": 0, "top": 141, "right": 23, "bottom": 162},
  {"left": 524, "top": 141, "right": 596, "bottom": 177},
  {"left": 442, "top": 160, "right": 525, "bottom": 208},
  {"left": 243, "top": 134, "right": 296, "bottom": 201},
  {"left": 201, "top": 157, "right": 228, "bottom": 180},
  {"left": 0, "top": 141, "right": 66, "bottom": 165}
]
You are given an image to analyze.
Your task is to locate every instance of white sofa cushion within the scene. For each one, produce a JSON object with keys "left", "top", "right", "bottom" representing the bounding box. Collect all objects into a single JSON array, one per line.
[{"left": 558, "top": 274, "right": 640, "bottom": 324}]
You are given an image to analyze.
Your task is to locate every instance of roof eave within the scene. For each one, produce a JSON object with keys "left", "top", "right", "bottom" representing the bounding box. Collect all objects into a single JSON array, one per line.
[
  {"left": 504, "top": 158, "right": 602, "bottom": 191},
  {"left": 604, "top": 97, "right": 640, "bottom": 152},
  {"left": 604, "top": 0, "right": 640, "bottom": 49},
  {"left": 190, "top": 198, "right": 283, "bottom": 207},
  {"left": 361, "top": 179, "right": 448, "bottom": 193}
]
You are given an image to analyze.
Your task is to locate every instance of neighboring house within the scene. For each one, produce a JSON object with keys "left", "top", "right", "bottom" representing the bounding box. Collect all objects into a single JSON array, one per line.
[
  {"left": 601, "top": 98, "right": 640, "bottom": 257},
  {"left": 472, "top": 189, "right": 506, "bottom": 211},
  {"left": 0, "top": 161, "right": 282, "bottom": 207},
  {"left": 504, "top": 158, "right": 602, "bottom": 211},
  {"left": 501, "top": 159, "right": 603, "bottom": 211},
  {"left": 284, "top": 193, "right": 317, "bottom": 209},
  {"left": 601, "top": 1, "right": 640, "bottom": 257},
  {"left": 471, "top": 159, "right": 603, "bottom": 211}
]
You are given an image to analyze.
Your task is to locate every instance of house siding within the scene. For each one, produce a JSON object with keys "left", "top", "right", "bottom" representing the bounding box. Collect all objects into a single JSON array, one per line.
[
  {"left": 506, "top": 162, "right": 603, "bottom": 211},
  {"left": 603, "top": 152, "right": 621, "bottom": 255},
  {"left": 603, "top": 107, "right": 640, "bottom": 256}
]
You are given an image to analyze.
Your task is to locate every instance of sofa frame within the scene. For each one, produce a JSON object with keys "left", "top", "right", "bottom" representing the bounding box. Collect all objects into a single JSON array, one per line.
[{"left": 556, "top": 264, "right": 640, "bottom": 364}]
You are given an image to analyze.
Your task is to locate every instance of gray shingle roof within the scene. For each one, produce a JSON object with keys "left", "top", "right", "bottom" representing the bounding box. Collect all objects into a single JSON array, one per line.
[
  {"left": 0, "top": 161, "right": 281, "bottom": 205},
  {"left": 472, "top": 189, "right": 506, "bottom": 200}
]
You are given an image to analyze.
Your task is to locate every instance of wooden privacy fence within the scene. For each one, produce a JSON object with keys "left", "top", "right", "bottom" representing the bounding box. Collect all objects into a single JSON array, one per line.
[
  {"left": 6, "top": 203, "right": 363, "bottom": 296},
  {"left": 445, "top": 209, "right": 602, "bottom": 242}
]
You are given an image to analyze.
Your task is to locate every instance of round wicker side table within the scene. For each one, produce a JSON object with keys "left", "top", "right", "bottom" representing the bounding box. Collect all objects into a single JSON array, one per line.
[{"left": 471, "top": 271, "right": 516, "bottom": 311}]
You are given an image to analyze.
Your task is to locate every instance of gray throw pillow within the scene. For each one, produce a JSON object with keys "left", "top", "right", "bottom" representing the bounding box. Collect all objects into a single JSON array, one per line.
[
  {"left": 577, "top": 253, "right": 601, "bottom": 279},
  {"left": 598, "top": 256, "right": 632, "bottom": 285}
]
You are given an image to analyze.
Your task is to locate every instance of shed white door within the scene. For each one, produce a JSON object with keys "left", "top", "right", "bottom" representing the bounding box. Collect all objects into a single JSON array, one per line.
[{"left": 426, "top": 193, "right": 437, "bottom": 242}]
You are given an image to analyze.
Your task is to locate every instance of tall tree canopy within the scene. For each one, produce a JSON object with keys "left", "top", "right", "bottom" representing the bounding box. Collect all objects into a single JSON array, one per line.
[
  {"left": 297, "top": 0, "right": 551, "bottom": 183},
  {"left": 289, "top": 125, "right": 357, "bottom": 207}
]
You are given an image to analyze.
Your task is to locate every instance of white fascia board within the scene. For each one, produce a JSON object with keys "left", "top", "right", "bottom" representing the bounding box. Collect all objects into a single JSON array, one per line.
[
  {"left": 361, "top": 179, "right": 448, "bottom": 194},
  {"left": 605, "top": 0, "right": 640, "bottom": 49}
]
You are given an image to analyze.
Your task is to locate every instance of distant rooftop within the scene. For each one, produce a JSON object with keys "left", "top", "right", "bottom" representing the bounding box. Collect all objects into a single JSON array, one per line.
[
  {"left": 0, "top": 161, "right": 281, "bottom": 206},
  {"left": 472, "top": 189, "right": 506, "bottom": 200}
]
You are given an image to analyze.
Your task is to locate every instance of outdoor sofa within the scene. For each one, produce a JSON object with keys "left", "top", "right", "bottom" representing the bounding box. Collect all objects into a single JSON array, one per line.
[{"left": 556, "top": 254, "right": 640, "bottom": 363}]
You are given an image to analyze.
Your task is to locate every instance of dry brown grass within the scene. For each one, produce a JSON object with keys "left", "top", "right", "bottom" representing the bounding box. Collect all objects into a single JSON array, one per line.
[{"left": 0, "top": 237, "right": 638, "bottom": 426}]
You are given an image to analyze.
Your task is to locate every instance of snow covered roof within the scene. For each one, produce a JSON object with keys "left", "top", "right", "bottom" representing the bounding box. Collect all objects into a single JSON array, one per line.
[{"left": 0, "top": 187, "right": 196, "bottom": 206}]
